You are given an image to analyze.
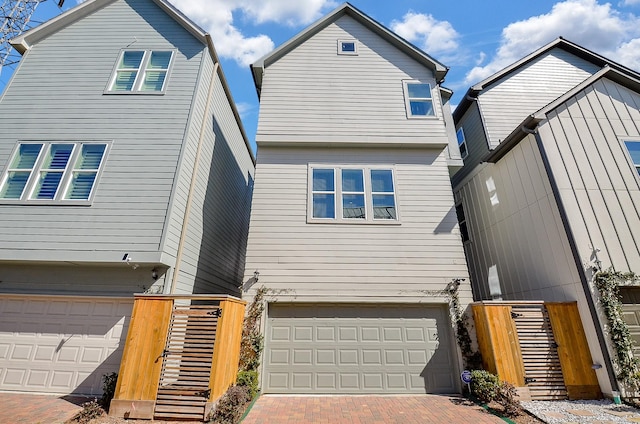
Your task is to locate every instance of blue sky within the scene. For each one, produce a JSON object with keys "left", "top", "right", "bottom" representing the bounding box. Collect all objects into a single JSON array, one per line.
[{"left": 2, "top": 0, "right": 640, "bottom": 153}]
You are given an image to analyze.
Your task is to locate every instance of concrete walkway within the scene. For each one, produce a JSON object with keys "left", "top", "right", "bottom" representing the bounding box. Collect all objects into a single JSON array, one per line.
[
  {"left": 0, "top": 392, "right": 87, "bottom": 424},
  {"left": 241, "top": 394, "right": 505, "bottom": 424}
]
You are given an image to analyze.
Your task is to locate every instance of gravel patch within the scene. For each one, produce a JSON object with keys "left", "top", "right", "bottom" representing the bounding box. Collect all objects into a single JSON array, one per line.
[{"left": 522, "top": 399, "right": 640, "bottom": 423}]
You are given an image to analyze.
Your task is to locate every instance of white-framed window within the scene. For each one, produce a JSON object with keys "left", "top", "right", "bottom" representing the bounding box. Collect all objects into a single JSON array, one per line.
[
  {"left": 457, "top": 127, "right": 468, "bottom": 159},
  {"left": 403, "top": 81, "right": 435, "bottom": 118},
  {"left": 308, "top": 166, "right": 398, "bottom": 223},
  {"left": 0, "top": 142, "right": 108, "bottom": 204},
  {"left": 623, "top": 140, "right": 640, "bottom": 176},
  {"left": 107, "top": 50, "right": 174, "bottom": 93},
  {"left": 337, "top": 39, "right": 358, "bottom": 55}
]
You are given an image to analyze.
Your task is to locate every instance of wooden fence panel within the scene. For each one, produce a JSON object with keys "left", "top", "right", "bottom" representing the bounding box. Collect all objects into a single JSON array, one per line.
[
  {"left": 472, "top": 304, "right": 525, "bottom": 386},
  {"left": 547, "top": 302, "right": 601, "bottom": 400},
  {"left": 209, "top": 298, "right": 246, "bottom": 400},
  {"left": 110, "top": 297, "right": 173, "bottom": 418}
]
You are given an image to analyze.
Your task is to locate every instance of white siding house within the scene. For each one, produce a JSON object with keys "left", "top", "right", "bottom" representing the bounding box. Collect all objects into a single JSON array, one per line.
[
  {"left": 244, "top": 3, "right": 470, "bottom": 394},
  {"left": 452, "top": 38, "right": 640, "bottom": 397},
  {"left": 0, "top": 0, "right": 254, "bottom": 395}
]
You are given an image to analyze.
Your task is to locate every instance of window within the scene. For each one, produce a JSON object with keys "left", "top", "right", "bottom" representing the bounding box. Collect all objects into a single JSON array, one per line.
[
  {"left": 108, "top": 50, "right": 174, "bottom": 93},
  {"left": 455, "top": 203, "right": 469, "bottom": 242},
  {"left": 403, "top": 81, "right": 435, "bottom": 117},
  {"left": 624, "top": 140, "right": 640, "bottom": 176},
  {"left": 338, "top": 39, "right": 358, "bottom": 55},
  {"left": 309, "top": 166, "right": 397, "bottom": 223},
  {"left": 457, "top": 128, "right": 468, "bottom": 159},
  {"left": 0, "top": 142, "right": 108, "bottom": 203}
]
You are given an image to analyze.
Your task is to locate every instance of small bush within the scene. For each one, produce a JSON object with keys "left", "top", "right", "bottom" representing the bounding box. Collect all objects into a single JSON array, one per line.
[
  {"left": 236, "top": 370, "right": 259, "bottom": 398},
  {"left": 496, "top": 381, "right": 521, "bottom": 417},
  {"left": 69, "top": 399, "right": 105, "bottom": 424},
  {"left": 100, "top": 372, "right": 118, "bottom": 410},
  {"left": 470, "top": 370, "right": 500, "bottom": 403},
  {"left": 208, "top": 385, "right": 252, "bottom": 424}
]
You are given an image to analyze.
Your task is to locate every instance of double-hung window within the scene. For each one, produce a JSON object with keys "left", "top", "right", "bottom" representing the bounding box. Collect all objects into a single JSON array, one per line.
[
  {"left": 457, "top": 128, "right": 468, "bottom": 159},
  {"left": 108, "top": 50, "right": 174, "bottom": 93},
  {"left": 624, "top": 140, "right": 640, "bottom": 176},
  {"left": 403, "top": 81, "right": 435, "bottom": 118},
  {"left": 309, "top": 166, "right": 398, "bottom": 223},
  {"left": 0, "top": 142, "right": 108, "bottom": 203}
]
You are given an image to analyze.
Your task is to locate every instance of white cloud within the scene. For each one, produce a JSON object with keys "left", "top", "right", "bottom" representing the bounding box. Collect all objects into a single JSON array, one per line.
[
  {"left": 235, "top": 101, "right": 255, "bottom": 119},
  {"left": 464, "top": 0, "right": 640, "bottom": 85},
  {"left": 168, "top": 0, "right": 336, "bottom": 66},
  {"left": 621, "top": 0, "right": 640, "bottom": 5},
  {"left": 390, "top": 12, "right": 460, "bottom": 57}
]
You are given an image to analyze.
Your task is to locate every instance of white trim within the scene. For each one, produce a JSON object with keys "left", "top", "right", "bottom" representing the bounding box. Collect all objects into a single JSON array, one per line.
[
  {"left": 0, "top": 141, "right": 111, "bottom": 205},
  {"left": 106, "top": 49, "right": 176, "bottom": 94},
  {"left": 402, "top": 80, "right": 436, "bottom": 119},
  {"left": 307, "top": 164, "right": 400, "bottom": 224},
  {"left": 622, "top": 138, "right": 640, "bottom": 182},
  {"left": 337, "top": 39, "right": 358, "bottom": 55},
  {"left": 456, "top": 127, "right": 468, "bottom": 159}
]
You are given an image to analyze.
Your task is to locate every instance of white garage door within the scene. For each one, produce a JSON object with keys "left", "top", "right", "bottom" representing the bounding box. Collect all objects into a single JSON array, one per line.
[
  {"left": 264, "top": 304, "right": 457, "bottom": 394},
  {"left": 0, "top": 295, "right": 133, "bottom": 395}
]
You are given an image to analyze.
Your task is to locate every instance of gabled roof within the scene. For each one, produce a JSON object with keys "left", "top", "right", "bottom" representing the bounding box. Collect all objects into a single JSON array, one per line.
[
  {"left": 250, "top": 2, "right": 449, "bottom": 96},
  {"left": 485, "top": 65, "right": 640, "bottom": 163},
  {"left": 454, "top": 37, "right": 635, "bottom": 122},
  {"left": 10, "top": 0, "right": 214, "bottom": 57}
]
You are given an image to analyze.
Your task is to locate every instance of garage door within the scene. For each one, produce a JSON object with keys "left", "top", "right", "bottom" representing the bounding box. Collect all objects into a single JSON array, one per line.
[
  {"left": 264, "top": 304, "right": 456, "bottom": 394},
  {"left": 0, "top": 295, "right": 133, "bottom": 395}
]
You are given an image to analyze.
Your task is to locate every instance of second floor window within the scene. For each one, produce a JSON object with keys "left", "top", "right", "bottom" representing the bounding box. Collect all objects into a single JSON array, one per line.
[
  {"left": 403, "top": 81, "right": 435, "bottom": 118},
  {"left": 457, "top": 128, "right": 468, "bottom": 159},
  {"left": 309, "top": 166, "right": 397, "bottom": 222},
  {"left": 0, "top": 142, "right": 108, "bottom": 203},
  {"left": 108, "top": 50, "right": 174, "bottom": 93},
  {"left": 624, "top": 140, "right": 640, "bottom": 176}
]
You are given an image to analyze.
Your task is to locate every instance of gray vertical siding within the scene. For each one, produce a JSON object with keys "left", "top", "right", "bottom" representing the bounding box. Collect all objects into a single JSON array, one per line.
[
  {"left": 539, "top": 78, "right": 640, "bottom": 274},
  {"left": 0, "top": 0, "right": 203, "bottom": 258},
  {"left": 243, "top": 147, "right": 472, "bottom": 303},
  {"left": 455, "top": 135, "right": 578, "bottom": 300},
  {"left": 478, "top": 49, "right": 599, "bottom": 148},
  {"left": 256, "top": 15, "right": 449, "bottom": 146}
]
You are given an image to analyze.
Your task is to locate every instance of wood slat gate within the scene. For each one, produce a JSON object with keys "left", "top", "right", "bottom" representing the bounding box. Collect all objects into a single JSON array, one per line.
[
  {"left": 511, "top": 304, "right": 567, "bottom": 400},
  {"left": 154, "top": 303, "right": 220, "bottom": 421}
]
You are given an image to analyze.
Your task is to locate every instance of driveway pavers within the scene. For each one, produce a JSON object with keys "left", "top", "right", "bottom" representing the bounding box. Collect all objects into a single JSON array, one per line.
[
  {"left": 241, "top": 394, "right": 504, "bottom": 424},
  {"left": 0, "top": 392, "right": 87, "bottom": 424}
]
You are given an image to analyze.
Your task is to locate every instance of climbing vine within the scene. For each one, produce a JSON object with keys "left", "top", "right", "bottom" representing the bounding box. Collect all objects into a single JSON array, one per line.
[
  {"left": 238, "top": 286, "right": 267, "bottom": 372},
  {"left": 447, "top": 279, "right": 483, "bottom": 370},
  {"left": 594, "top": 269, "right": 640, "bottom": 389}
]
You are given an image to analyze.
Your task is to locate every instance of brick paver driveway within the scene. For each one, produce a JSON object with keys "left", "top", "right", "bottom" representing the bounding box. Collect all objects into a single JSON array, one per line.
[
  {"left": 242, "top": 394, "right": 504, "bottom": 424},
  {"left": 0, "top": 392, "right": 86, "bottom": 424}
]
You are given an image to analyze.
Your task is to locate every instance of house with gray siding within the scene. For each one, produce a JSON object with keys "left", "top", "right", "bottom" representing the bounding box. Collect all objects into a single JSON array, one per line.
[
  {"left": 452, "top": 37, "right": 640, "bottom": 398},
  {"left": 243, "top": 2, "right": 471, "bottom": 395},
  {"left": 0, "top": 0, "right": 254, "bottom": 395}
]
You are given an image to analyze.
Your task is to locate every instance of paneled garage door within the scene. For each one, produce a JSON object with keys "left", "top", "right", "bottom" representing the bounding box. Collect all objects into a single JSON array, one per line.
[
  {"left": 0, "top": 295, "right": 133, "bottom": 395},
  {"left": 264, "top": 303, "right": 456, "bottom": 394}
]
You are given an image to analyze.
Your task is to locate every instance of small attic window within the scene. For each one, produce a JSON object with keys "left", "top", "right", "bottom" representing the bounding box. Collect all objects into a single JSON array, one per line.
[{"left": 338, "top": 39, "right": 357, "bottom": 55}]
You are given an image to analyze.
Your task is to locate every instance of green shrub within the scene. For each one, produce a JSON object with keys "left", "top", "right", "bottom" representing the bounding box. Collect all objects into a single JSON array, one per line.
[
  {"left": 470, "top": 370, "right": 500, "bottom": 403},
  {"left": 236, "top": 370, "right": 259, "bottom": 398},
  {"left": 208, "top": 385, "right": 252, "bottom": 424},
  {"left": 69, "top": 399, "right": 104, "bottom": 424},
  {"left": 100, "top": 372, "right": 118, "bottom": 410}
]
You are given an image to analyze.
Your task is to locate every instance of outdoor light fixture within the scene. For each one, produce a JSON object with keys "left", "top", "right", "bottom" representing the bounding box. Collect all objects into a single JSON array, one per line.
[{"left": 152, "top": 268, "right": 159, "bottom": 280}]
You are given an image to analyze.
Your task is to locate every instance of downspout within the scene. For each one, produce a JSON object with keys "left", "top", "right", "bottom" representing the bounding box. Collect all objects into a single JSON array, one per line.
[
  {"left": 531, "top": 128, "right": 619, "bottom": 391},
  {"left": 169, "top": 61, "right": 220, "bottom": 294}
]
